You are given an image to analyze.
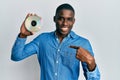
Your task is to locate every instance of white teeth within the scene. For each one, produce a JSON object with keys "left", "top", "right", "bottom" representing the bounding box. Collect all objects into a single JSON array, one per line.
[{"left": 61, "top": 27, "right": 68, "bottom": 31}]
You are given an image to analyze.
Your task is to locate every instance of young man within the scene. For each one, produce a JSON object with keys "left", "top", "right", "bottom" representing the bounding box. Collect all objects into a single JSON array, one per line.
[{"left": 11, "top": 3, "right": 100, "bottom": 80}]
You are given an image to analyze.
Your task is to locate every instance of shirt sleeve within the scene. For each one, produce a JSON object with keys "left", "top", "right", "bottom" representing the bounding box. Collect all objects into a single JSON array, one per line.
[
  {"left": 81, "top": 39, "right": 101, "bottom": 80},
  {"left": 82, "top": 62, "right": 100, "bottom": 80},
  {"left": 11, "top": 35, "right": 39, "bottom": 61}
]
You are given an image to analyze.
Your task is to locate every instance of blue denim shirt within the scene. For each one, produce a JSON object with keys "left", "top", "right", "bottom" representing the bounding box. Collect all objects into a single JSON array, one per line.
[{"left": 11, "top": 31, "right": 100, "bottom": 80}]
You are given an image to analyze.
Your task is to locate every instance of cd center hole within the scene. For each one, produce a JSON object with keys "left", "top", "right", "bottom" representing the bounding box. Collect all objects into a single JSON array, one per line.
[{"left": 31, "top": 20, "right": 37, "bottom": 26}]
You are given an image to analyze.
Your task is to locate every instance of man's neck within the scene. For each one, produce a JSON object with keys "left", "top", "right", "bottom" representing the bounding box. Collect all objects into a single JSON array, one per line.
[{"left": 55, "top": 31, "right": 68, "bottom": 43}]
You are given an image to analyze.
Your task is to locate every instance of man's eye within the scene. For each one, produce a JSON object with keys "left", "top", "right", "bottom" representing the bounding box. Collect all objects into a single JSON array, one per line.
[
  {"left": 57, "top": 17, "right": 74, "bottom": 22},
  {"left": 57, "top": 17, "right": 64, "bottom": 21},
  {"left": 67, "top": 18, "right": 74, "bottom": 21}
]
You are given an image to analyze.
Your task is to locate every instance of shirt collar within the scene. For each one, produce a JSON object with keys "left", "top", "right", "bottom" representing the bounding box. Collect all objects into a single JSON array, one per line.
[
  {"left": 53, "top": 30, "right": 77, "bottom": 39},
  {"left": 69, "top": 31, "right": 77, "bottom": 39}
]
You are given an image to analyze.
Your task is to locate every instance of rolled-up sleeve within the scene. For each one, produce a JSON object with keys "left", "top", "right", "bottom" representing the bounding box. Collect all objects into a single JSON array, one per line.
[
  {"left": 82, "top": 62, "right": 100, "bottom": 80},
  {"left": 86, "top": 65, "right": 100, "bottom": 80}
]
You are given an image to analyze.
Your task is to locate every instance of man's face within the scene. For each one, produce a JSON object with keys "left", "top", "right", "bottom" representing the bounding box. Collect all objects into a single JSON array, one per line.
[{"left": 54, "top": 9, "right": 75, "bottom": 36}]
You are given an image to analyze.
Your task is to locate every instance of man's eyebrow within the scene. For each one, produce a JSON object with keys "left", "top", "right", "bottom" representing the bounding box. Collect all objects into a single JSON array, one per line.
[{"left": 58, "top": 16, "right": 73, "bottom": 18}]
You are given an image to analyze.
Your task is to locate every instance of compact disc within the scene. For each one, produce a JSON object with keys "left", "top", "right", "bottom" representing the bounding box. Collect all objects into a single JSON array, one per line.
[{"left": 25, "top": 15, "right": 41, "bottom": 32}]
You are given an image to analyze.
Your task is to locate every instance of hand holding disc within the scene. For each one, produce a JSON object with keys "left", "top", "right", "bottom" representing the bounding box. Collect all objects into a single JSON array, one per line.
[{"left": 25, "top": 15, "right": 42, "bottom": 32}]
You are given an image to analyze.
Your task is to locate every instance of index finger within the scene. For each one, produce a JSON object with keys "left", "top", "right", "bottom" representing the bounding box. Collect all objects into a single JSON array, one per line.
[{"left": 69, "top": 45, "right": 80, "bottom": 49}]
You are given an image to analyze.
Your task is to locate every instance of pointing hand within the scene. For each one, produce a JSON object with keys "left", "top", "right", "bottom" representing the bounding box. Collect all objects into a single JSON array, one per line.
[{"left": 70, "top": 45, "right": 96, "bottom": 71}]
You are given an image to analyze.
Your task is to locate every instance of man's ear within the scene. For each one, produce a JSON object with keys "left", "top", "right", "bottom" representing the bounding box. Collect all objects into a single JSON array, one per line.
[{"left": 53, "top": 16, "right": 56, "bottom": 22}]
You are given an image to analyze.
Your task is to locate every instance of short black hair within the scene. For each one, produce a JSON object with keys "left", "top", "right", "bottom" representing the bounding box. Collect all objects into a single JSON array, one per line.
[{"left": 55, "top": 3, "right": 75, "bottom": 15}]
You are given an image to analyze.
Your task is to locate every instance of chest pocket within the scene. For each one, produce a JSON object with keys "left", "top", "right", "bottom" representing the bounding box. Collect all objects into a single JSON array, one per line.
[{"left": 60, "top": 50, "right": 78, "bottom": 69}]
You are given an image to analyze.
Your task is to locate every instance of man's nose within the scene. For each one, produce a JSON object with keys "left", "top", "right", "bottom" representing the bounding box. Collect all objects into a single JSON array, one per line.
[{"left": 63, "top": 19, "right": 68, "bottom": 25}]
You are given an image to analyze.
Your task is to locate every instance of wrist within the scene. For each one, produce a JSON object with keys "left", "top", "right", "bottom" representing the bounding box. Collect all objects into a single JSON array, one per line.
[
  {"left": 18, "top": 33, "right": 27, "bottom": 38},
  {"left": 87, "top": 63, "right": 96, "bottom": 71},
  {"left": 87, "top": 58, "right": 96, "bottom": 71}
]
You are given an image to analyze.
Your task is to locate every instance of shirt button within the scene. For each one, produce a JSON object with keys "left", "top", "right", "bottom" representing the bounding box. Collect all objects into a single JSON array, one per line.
[
  {"left": 57, "top": 49, "right": 60, "bottom": 52},
  {"left": 55, "top": 73, "right": 57, "bottom": 76},
  {"left": 56, "top": 60, "right": 58, "bottom": 63},
  {"left": 56, "top": 38, "right": 59, "bottom": 41}
]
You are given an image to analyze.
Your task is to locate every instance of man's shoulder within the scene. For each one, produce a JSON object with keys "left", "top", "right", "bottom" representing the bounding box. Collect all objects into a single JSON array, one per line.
[
  {"left": 36, "top": 31, "right": 54, "bottom": 39},
  {"left": 78, "top": 35, "right": 89, "bottom": 42},
  {"left": 72, "top": 31, "right": 92, "bottom": 49},
  {"left": 71, "top": 31, "right": 89, "bottom": 42}
]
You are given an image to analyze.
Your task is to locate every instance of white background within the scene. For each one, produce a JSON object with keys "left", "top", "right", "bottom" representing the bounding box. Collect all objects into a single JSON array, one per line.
[{"left": 0, "top": 0, "right": 120, "bottom": 80}]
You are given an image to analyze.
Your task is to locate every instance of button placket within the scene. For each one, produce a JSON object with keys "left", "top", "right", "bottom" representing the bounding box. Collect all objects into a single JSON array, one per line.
[{"left": 54, "top": 47, "right": 60, "bottom": 80}]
